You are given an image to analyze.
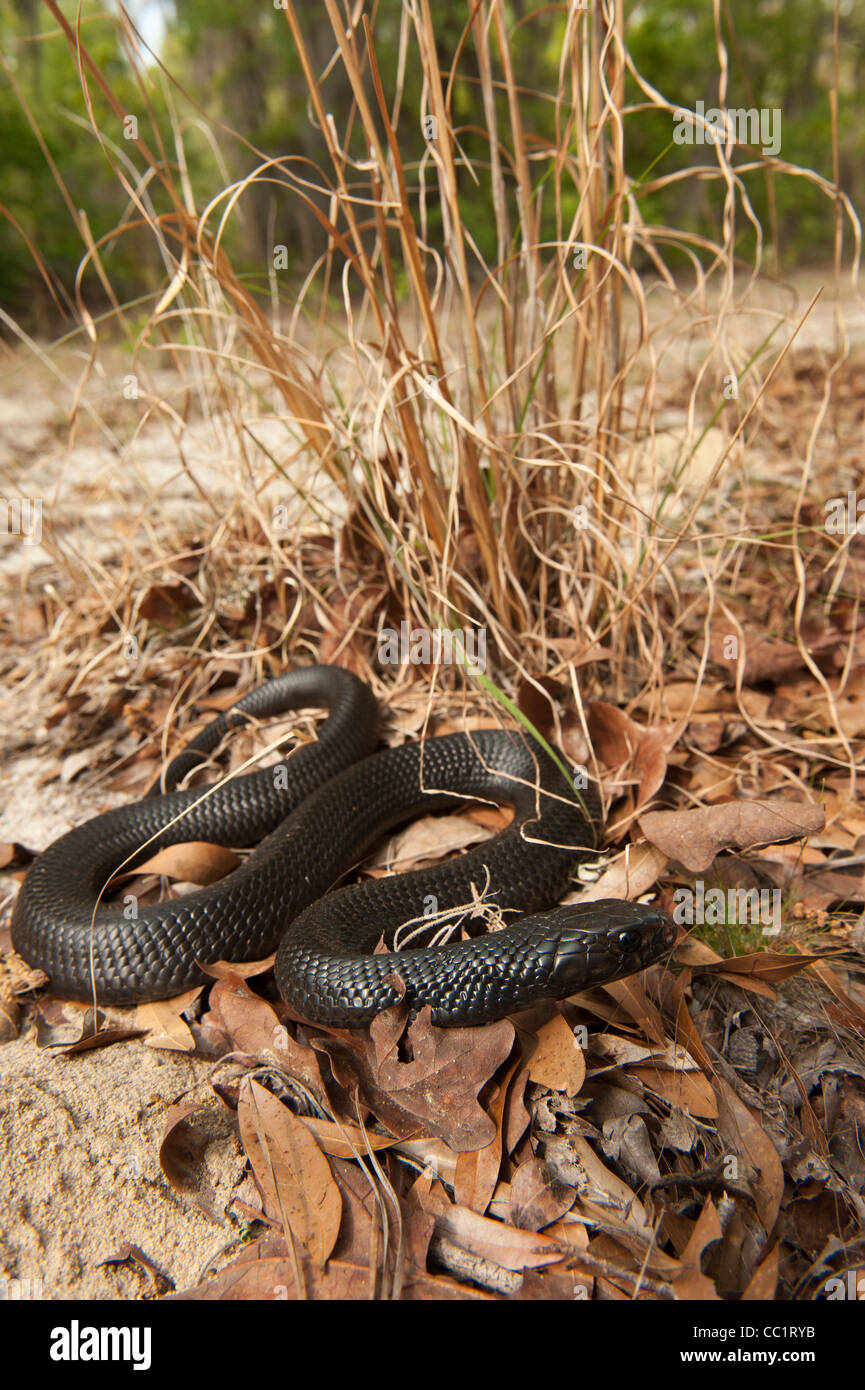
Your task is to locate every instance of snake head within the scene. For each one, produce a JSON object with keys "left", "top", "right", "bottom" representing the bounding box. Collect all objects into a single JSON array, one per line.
[{"left": 547, "top": 899, "right": 677, "bottom": 996}]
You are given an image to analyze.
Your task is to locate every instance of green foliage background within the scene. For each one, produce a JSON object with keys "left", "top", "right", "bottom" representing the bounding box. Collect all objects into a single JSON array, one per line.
[{"left": 1, "top": 0, "right": 862, "bottom": 332}]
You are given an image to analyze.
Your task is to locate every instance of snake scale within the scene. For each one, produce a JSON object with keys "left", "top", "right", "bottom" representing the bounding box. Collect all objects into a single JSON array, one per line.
[{"left": 11, "top": 665, "right": 675, "bottom": 1027}]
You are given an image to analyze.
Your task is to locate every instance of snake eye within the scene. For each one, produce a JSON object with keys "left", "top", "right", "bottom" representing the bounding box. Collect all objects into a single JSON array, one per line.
[{"left": 616, "top": 928, "right": 643, "bottom": 953}]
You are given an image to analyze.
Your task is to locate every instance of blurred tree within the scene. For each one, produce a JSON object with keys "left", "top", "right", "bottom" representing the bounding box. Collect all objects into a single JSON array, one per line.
[
  {"left": 1, "top": 0, "right": 861, "bottom": 332},
  {"left": 0, "top": 0, "right": 170, "bottom": 328},
  {"left": 162, "top": 0, "right": 354, "bottom": 278},
  {"left": 624, "top": 0, "right": 865, "bottom": 265}
]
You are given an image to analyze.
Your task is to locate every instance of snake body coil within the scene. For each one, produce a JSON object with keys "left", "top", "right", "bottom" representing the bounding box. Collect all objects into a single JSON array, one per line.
[{"left": 11, "top": 666, "right": 674, "bottom": 1027}]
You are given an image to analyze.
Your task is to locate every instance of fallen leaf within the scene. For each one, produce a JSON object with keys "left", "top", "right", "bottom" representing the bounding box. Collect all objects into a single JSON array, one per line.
[
  {"left": 673, "top": 936, "right": 725, "bottom": 966},
  {"left": 742, "top": 1242, "right": 780, "bottom": 1299},
  {"left": 0, "top": 995, "right": 19, "bottom": 1041},
  {"left": 158, "top": 1105, "right": 223, "bottom": 1223},
  {"left": 139, "top": 582, "right": 196, "bottom": 626},
  {"left": 316, "top": 1003, "right": 515, "bottom": 1152},
  {"left": 599, "top": 975, "right": 667, "bottom": 1045},
  {"left": 655, "top": 682, "right": 737, "bottom": 718},
  {"left": 207, "top": 974, "right": 330, "bottom": 1110},
  {"left": 366, "top": 813, "right": 493, "bottom": 873},
  {"left": 0, "top": 842, "right": 33, "bottom": 870},
  {"left": 586, "top": 704, "right": 679, "bottom": 808},
  {"left": 578, "top": 842, "right": 668, "bottom": 902},
  {"left": 45, "top": 1004, "right": 143, "bottom": 1054},
  {"left": 171, "top": 1245, "right": 479, "bottom": 1300},
  {"left": 394, "top": 1137, "right": 460, "bottom": 1186},
  {"left": 640, "top": 799, "right": 825, "bottom": 872},
  {"left": 705, "top": 951, "right": 818, "bottom": 985},
  {"left": 799, "top": 868, "right": 865, "bottom": 906},
  {"left": 417, "top": 1181, "right": 564, "bottom": 1271},
  {"left": 708, "top": 623, "right": 806, "bottom": 684},
  {"left": 527, "top": 1013, "right": 586, "bottom": 1096},
  {"left": 580, "top": 1210, "right": 683, "bottom": 1278},
  {"left": 454, "top": 1057, "right": 520, "bottom": 1215},
  {"left": 503, "top": 1065, "right": 532, "bottom": 1156},
  {"left": 807, "top": 961, "right": 865, "bottom": 1028},
  {"left": 238, "top": 1078, "right": 341, "bottom": 1266},
  {"left": 818, "top": 666, "right": 865, "bottom": 736},
  {"left": 671, "top": 969, "right": 716, "bottom": 1075},
  {"left": 298, "top": 1115, "right": 396, "bottom": 1162},
  {"left": 586, "top": 701, "right": 641, "bottom": 766},
  {"left": 672, "top": 1197, "right": 723, "bottom": 1300},
  {"left": 591, "top": 1036, "right": 701, "bottom": 1072},
  {"left": 59, "top": 749, "right": 97, "bottom": 784},
  {"left": 122, "top": 841, "right": 240, "bottom": 885},
  {"left": 201, "top": 954, "right": 276, "bottom": 982},
  {"left": 633, "top": 727, "right": 674, "bottom": 807},
  {"left": 541, "top": 1133, "right": 652, "bottom": 1234},
  {"left": 713, "top": 1075, "right": 784, "bottom": 1232},
  {"left": 628, "top": 1065, "right": 718, "bottom": 1118},
  {"left": 516, "top": 674, "right": 563, "bottom": 740},
  {"left": 509, "top": 1157, "right": 576, "bottom": 1231},
  {"left": 136, "top": 987, "right": 201, "bottom": 1051},
  {"left": 600, "top": 1114, "right": 661, "bottom": 1185}
]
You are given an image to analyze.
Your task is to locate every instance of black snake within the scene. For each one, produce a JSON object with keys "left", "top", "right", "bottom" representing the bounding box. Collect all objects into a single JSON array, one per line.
[{"left": 11, "top": 665, "right": 675, "bottom": 1027}]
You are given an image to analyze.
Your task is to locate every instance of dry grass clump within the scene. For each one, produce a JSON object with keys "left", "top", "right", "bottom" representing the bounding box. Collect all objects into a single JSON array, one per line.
[{"left": 0, "top": 2, "right": 856, "bottom": 743}]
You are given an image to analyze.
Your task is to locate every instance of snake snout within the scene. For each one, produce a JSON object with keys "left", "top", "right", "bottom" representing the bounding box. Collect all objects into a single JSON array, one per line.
[
  {"left": 547, "top": 901, "right": 675, "bottom": 995},
  {"left": 608, "top": 909, "right": 676, "bottom": 966},
  {"left": 609, "top": 906, "right": 678, "bottom": 961}
]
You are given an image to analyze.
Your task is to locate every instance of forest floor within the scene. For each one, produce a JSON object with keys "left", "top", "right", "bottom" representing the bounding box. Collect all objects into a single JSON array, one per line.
[{"left": 1, "top": 266, "right": 864, "bottom": 1301}]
